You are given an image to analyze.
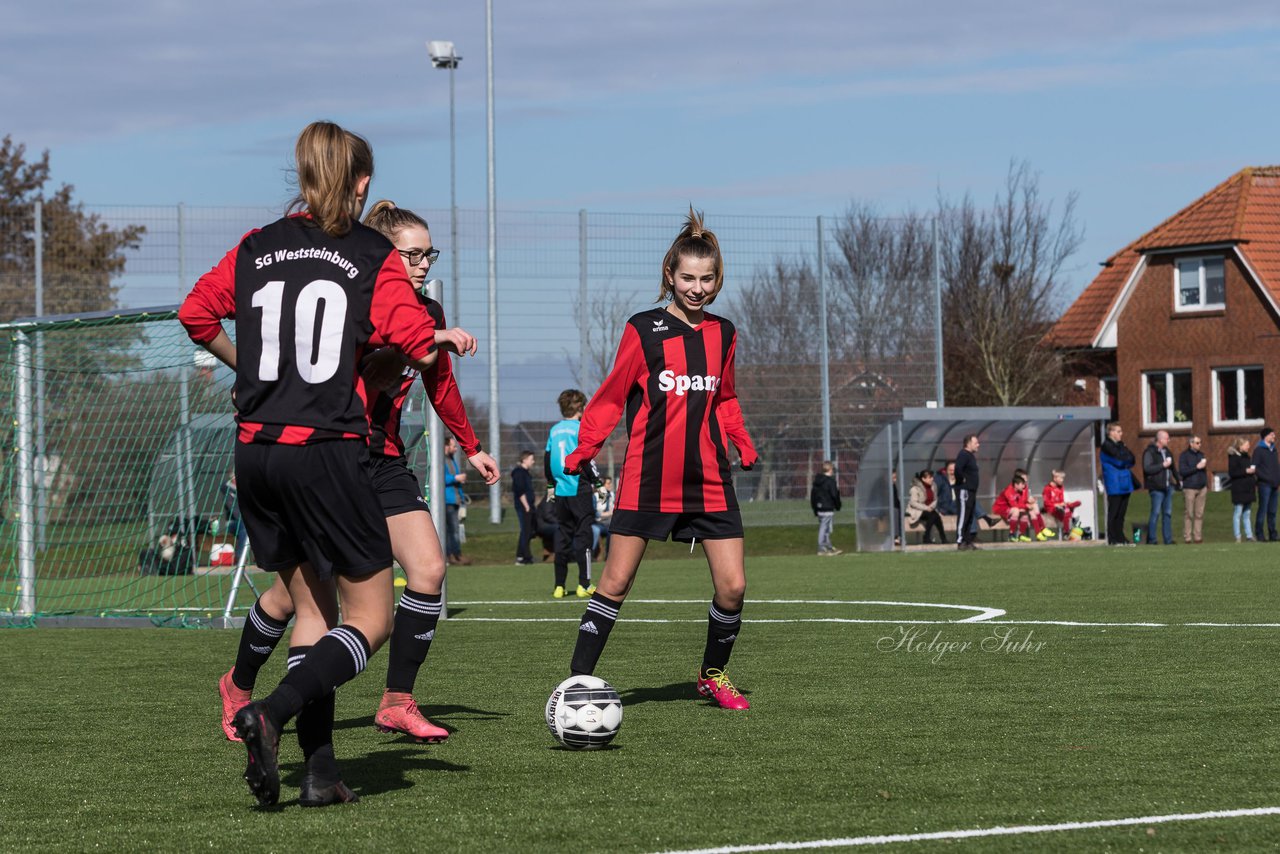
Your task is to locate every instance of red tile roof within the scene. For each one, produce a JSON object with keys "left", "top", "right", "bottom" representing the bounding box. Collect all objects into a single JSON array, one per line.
[{"left": 1049, "top": 166, "right": 1280, "bottom": 348}]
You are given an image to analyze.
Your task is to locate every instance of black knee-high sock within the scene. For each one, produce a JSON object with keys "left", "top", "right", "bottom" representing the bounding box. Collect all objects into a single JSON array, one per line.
[
  {"left": 385, "top": 589, "right": 442, "bottom": 694},
  {"left": 263, "top": 625, "right": 370, "bottom": 730},
  {"left": 701, "top": 601, "right": 742, "bottom": 676},
  {"left": 554, "top": 561, "right": 569, "bottom": 589},
  {"left": 230, "top": 600, "right": 290, "bottom": 691},
  {"left": 570, "top": 593, "right": 621, "bottom": 675},
  {"left": 288, "top": 646, "right": 338, "bottom": 779}
]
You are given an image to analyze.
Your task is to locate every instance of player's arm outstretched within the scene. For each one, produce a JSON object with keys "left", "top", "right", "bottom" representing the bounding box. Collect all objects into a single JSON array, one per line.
[
  {"left": 422, "top": 322, "right": 500, "bottom": 486},
  {"left": 564, "top": 324, "right": 644, "bottom": 474},
  {"left": 713, "top": 331, "right": 758, "bottom": 470}
]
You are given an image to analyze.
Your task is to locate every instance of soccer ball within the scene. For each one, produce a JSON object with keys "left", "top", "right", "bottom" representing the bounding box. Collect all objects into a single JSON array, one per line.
[{"left": 545, "top": 675, "right": 623, "bottom": 750}]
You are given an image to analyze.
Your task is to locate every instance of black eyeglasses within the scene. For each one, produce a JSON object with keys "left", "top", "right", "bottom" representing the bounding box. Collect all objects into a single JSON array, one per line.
[{"left": 398, "top": 247, "right": 440, "bottom": 267}]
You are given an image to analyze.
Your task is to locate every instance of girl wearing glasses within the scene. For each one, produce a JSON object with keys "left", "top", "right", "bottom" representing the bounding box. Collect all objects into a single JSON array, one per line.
[{"left": 215, "top": 201, "right": 500, "bottom": 760}]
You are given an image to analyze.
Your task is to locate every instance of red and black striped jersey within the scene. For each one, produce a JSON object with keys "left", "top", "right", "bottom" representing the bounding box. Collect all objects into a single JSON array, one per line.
[
  {"left": 366, "top": 297, "right": 481, "bottom": 458},
  {"left": 567, "top": 307, "right": 757, "bottom": 513},
  {"left": 178, "top": 214, "right": 437, "bottom": 446}
]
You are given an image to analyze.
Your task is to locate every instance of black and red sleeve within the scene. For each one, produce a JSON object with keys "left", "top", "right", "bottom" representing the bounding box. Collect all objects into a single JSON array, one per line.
[
  {"left": 369, "top": 251, "right": 437, "bottom": 363},
  {"left": 568, "top": 322, "right": 645, "bottom": 469},
  {"left": 178, "top": 240, "right": 246, "bottom": 344},
  {"left": 715, "top": 331, "right": 758, "bottom": 469}
]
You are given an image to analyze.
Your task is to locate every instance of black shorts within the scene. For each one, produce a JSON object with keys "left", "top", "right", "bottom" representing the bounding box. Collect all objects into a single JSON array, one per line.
[
  {"left": 235, "top": 440, "right": 391, "bottom": 580},
  {"left": 609, "top": 508, "right": 744, "bottom": 543},
  {"left": 369, "top": 454, "right": 430, "bottom": 517}
]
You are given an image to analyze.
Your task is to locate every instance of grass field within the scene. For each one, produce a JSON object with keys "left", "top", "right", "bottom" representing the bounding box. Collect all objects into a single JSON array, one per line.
[{"left": 3, "top": 530, "right": 1280, "bottom": 852}]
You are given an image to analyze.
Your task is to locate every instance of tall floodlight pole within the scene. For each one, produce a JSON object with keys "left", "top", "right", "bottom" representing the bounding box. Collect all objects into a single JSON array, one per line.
[
  {"left": 427, "top": 40, "right": 462, "bottom": 326},
  {"left": 484, "top": 0, "right": 500, "bottom": 524}
]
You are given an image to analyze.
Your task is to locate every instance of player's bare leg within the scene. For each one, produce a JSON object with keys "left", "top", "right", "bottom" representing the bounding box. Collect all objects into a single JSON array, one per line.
[
  {"left": 569, "top": 534, "right": 647, "bottom": 675},
  {"left": 697, "top": 538, "right": 749, "bottom": 710},
  {"left": 376, "top": 510, "right": 450, "bottom": 743}
]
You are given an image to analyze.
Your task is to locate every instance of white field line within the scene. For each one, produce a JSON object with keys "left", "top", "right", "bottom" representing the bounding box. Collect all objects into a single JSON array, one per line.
[
  {"left": 652, "top": 806, "right": 1280, "bottom": 853},
  {"left": 451, "top": 599, "right": 1006, "bottom": 622},
  {"left": 444, "top": 600, "right": 1280, "bottom": 628}
]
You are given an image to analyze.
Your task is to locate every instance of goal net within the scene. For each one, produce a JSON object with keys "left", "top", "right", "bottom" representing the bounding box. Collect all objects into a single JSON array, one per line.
[{"left": 0, "top": 307, "right": 436, "bottom": 626}]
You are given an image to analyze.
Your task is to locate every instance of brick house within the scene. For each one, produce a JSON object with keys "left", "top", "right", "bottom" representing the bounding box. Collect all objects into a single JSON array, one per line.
[{"left": 1050, "top": 166, "right": 1280, "bottom": 484}]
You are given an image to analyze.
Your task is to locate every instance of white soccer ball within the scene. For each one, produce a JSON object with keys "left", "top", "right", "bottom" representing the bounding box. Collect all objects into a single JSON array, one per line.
[{"left": 545, "top": 675, "right": 623, "bottom": 750}]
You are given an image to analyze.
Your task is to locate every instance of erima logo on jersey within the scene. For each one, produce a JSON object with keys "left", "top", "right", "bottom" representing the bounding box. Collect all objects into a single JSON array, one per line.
[
  {"left": 657, "top": 370, "right": 720, "bottom": 396},
  {"left": 652, "top": 318, "right": 669, "bottom": 332},
  {"left": 414, "top": 630, "right": 435, "bottom": 641},
  {"left": 579, "top": 621, "right": 599, "bottom": 635}
]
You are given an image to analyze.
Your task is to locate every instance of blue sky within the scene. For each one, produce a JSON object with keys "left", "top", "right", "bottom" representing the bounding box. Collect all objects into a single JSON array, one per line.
[{"left": 4, "top": 0, "right": 1280, "bottom": 302}]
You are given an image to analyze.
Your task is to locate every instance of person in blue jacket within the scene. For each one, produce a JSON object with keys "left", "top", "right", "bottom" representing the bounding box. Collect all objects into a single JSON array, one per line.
[{"left": 1100, "top": 422, "right": 1136, "bottom": 546}]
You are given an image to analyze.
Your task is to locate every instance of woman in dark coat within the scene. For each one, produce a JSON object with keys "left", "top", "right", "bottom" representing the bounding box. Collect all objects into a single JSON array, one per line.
[{"left": 1227, "top": 437, "right": 1258, "bottom": 543}]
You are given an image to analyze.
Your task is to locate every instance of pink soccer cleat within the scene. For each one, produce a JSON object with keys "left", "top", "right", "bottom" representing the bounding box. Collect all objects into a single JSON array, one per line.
[
  {"left": 696, "top": 668, "right": 751, "bottom": 710},
  {"left": 219, "top": 669, "right": 252, "bottom": 742},
  {"left": 374, "top": 692, "right": 450, "bottom": 743}
]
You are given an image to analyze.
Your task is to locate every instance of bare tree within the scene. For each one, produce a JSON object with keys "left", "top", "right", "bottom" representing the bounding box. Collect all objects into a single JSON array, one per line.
[
  {"left": 569, "top": 280, "right": 643, "bottom": 392},
  {"left": 939, "top": 161, "right": 1083, "bottom": 406}
]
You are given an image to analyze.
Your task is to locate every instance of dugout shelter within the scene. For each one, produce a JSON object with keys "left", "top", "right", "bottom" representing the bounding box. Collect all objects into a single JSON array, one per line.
[{"left": 856, "top": 406, "right": 1112, "bottom": 552}]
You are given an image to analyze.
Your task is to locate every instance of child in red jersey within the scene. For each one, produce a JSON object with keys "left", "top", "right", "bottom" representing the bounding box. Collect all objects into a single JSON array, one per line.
[
  {"left": 181, "top": 122, "right": 448, "bottom": 807},
  {"left": 213, "top": 201, "right": 500, "bottom": 752},
  {"left": 991, "top": 473, "right": 1052, "bottom": 542},
  {"left": 1041, "top": 469, "right": 1083, "bottom": 540},
  {"left": 562, "top": 208, "right": 757, "bottom": 710}
]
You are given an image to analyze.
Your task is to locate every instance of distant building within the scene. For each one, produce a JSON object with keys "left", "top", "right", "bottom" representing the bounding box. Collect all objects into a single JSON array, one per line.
[{"left": 1050, "top": 166, "right": 1280, "bottom": 482}]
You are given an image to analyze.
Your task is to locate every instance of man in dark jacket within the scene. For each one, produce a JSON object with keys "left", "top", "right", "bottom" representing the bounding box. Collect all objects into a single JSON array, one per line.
[
  {"left": 1100, "top": 422, "right": 1136, "bottom": 546},
  {"left": 1252, "top": 426, "right": 1280, "bottom": 541},
  {"left": 1142, "top": 430, "right": 1178, "bottom": 545},
  {"left": 810, "top": 460, "right": 843, "bottom": 556},
  {"left": 511, "top": 450, "right": 537, "bottom": 564},
  {"left": 954, "top": 434, "right": 981, "bottom": 550},
  {"left": 1177, "top": 436, "right": 1208, "bottom": 544}
]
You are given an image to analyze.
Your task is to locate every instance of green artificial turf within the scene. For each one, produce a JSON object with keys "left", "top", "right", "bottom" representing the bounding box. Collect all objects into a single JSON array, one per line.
[{"left": 1, "top": 540, "right": 1278, "bottom": 852}]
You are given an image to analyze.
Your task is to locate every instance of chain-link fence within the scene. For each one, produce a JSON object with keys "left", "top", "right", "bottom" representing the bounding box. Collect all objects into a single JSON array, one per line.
[{"left": 1, "top": 201, "right": 943, "bottom": 616}]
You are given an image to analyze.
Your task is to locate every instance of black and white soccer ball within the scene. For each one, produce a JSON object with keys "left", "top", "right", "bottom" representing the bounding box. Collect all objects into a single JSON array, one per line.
[{"left": 545, "top": 675, "right": 623, "bottom": 750}]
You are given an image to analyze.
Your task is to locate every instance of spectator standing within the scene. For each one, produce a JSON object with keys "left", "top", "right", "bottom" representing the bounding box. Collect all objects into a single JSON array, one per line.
[
  {"left": 1142, "top": 429, "right": 1178, "bottom": 545},
  {"left": 511, "top": 450, "right": 537, "bottom": 564},
  {"left": 810, "top": 460, "right": 843, "bottom": 555},
  {"left": 1100, "top": 422, "right": 1137, "bottom": 546},
  {"left": 443, "top": 435, "right": 471, "bottom": 565},
  {"left": 954, "top": 434, "right": 981, "bottom": 551},
  {"left": 906, "top": 469, "right": 946, "bottom": 545},
  {"left": 1178, "top": 435, "right": 1208, "bottom": 544},
  {"left": 1228, "top": 437, "right": 1258, "bottom": 543},
  {"left": 1251, "top": 426, "right": 1280, "bottom": 542}
]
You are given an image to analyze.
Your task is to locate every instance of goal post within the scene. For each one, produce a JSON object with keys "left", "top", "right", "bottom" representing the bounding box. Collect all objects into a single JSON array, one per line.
[{"left": 1, "top": 306, "right": 240, "bottom": 625}]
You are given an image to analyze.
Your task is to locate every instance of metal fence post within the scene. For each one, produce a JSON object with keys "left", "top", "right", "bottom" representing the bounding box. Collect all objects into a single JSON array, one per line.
[
  {"left": 818, "top": 216, "right": 831, "bottom": 460},
  {"left": 427, "top": 279, "right": 448, "bottom": 618},
  {"left": 933, "top": 216, "right": 945, "bottom": 407},
  {"left": 15, "top": 330, "right": 36, "bottom": 615},
  {"left": 176, "top": 203, "right": 196, "bottom": 543},
  {"left": 34, "top": 200, "right": 46, "bottom": 550}
]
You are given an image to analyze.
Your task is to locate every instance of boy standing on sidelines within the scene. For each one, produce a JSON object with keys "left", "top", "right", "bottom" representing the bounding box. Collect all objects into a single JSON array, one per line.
[
  {"left": 810, "top": 460, "right": 843, "bottom": 555},
  {"left": 546, "top": 389, "right": 599, "bottom": 599}
]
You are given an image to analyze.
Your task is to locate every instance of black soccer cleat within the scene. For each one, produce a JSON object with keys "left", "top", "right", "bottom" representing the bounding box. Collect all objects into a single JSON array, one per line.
[
  {"left": 300, "top": 774, "right": 360, "bottom": 807},
  {"left": 232, "top": 701, "right": 280, "bottom": 806}
]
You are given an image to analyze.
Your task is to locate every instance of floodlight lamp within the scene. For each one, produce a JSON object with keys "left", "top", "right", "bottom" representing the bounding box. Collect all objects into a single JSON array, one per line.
[{"left": 427, "top": 40, "right": 460, "bottom": 68}]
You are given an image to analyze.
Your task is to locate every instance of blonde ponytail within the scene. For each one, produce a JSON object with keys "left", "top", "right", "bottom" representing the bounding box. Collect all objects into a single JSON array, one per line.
[{"left": 287, "top": 121, "right": 374, "bottom": 237}]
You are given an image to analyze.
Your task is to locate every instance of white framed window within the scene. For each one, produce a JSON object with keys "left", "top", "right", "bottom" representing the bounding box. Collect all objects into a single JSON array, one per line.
[
  {"left": 1212, "top": 366, "right": 1264, "bottom": 427},
  {"left": 1100, "top": 376, "right": 1118, "bottom": 422},
  {"left": 1174, "top": 256, "right": 1226, "bottom": 311},
  {"left": 1142, "top": 370, "right": 1193, "bottom": 429}
]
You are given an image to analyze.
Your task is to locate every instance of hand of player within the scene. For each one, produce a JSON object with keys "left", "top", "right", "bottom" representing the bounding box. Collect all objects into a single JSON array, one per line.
[
  {"left": 467, "top": 451, "right": 502, "bottom": 486},
  {"left": 1197, "top": 459, "right": 1207, "bottom": 469},
  {"left": 435, "top": 327, "right": 477, "bottom": 357},
  {"left": 563, "top": 452, "right": 584, "bottom": 476},
  {"left": 361, "top": 347, "right": 407, "bottom": 391}
]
